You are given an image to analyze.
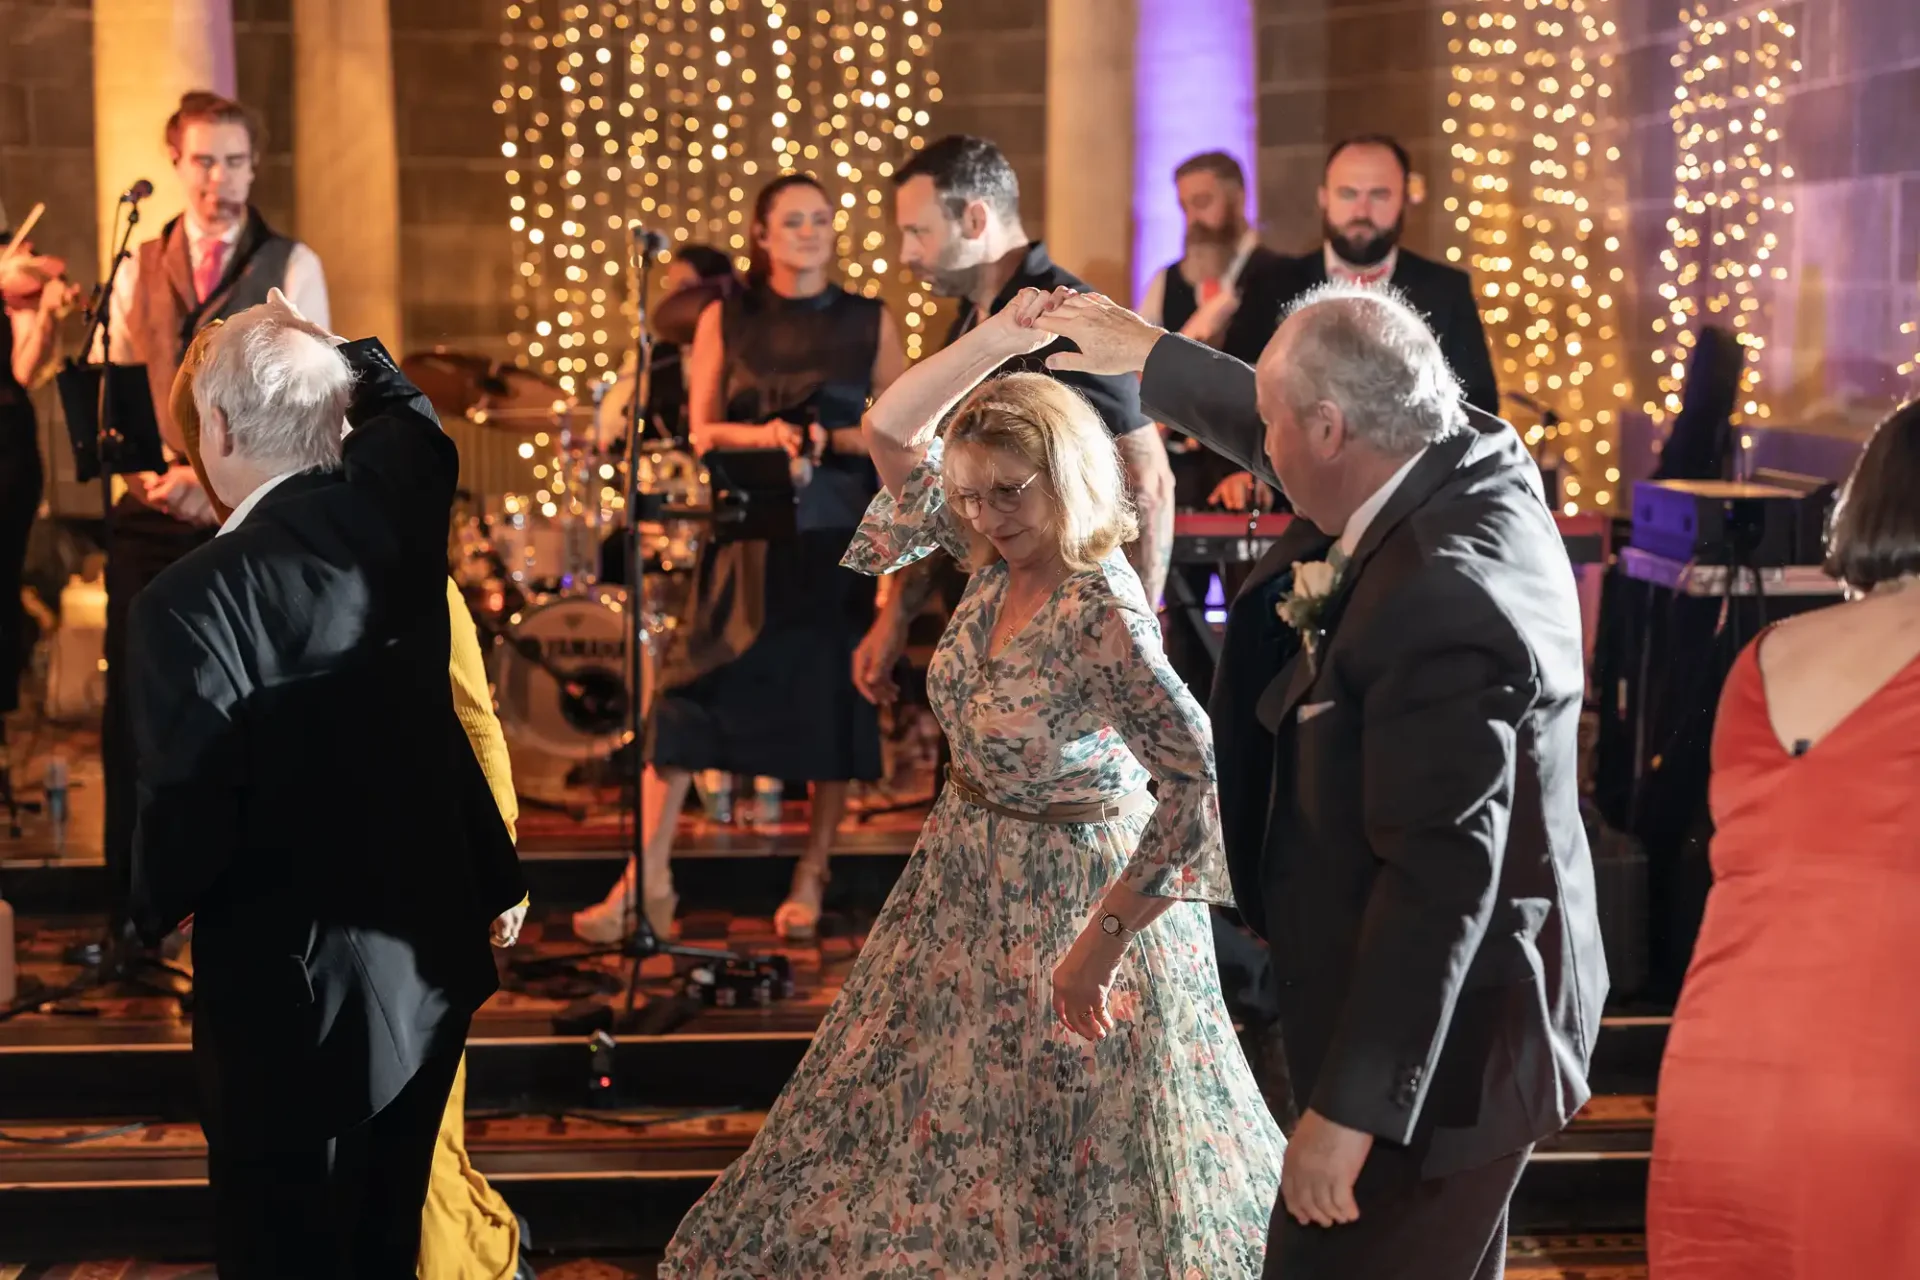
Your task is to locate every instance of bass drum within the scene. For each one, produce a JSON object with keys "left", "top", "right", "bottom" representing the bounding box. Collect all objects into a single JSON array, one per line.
[{"left": 492, "top": 589, "right": 643, "bottom": 766}]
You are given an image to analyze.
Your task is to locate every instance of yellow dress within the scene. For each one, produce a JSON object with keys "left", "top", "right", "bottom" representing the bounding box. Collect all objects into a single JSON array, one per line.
[{"left": 421, "top": 576, "right": 525, "bottom": 1279}]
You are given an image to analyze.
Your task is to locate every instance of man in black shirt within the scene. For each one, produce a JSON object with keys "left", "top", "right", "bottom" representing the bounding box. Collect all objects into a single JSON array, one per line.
[{"left": 851, "top": 134, "right": 1177, "bottom": 705}]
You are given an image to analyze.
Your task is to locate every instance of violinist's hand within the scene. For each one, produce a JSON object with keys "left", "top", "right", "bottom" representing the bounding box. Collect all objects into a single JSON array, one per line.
[
  {"left": 0, "top": 248, "right": 67, "bottom": 311},
  {"left": 37, "top": 274, "right": 77, "bottom": 316}
]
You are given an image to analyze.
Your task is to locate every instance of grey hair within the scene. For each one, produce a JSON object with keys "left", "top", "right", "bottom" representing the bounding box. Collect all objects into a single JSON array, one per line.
[
  {"left": 1275, "top": 282, "right": 1469, "bottom": 455},
  {"left": 192, "top": 305, "right": 353, "bottom": 472}
]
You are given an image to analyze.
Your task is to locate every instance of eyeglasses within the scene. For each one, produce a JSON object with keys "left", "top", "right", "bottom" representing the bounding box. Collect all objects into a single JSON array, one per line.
[{"left": 948, "top": 472, "right": 1041, "bottom": 518}]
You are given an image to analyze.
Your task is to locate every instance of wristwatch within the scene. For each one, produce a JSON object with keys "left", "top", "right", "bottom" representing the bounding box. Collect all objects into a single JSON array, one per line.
[{"left": 1099, "top": 912, "right": 1134, "bottom": 939}]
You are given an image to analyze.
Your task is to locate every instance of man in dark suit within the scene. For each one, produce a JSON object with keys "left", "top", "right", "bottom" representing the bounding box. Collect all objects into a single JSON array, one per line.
[
  {"left": 128, "top": 292, "right": 526, "bottom": 1278},
  {"left": 1038, "top": 285, "right": 1606, "bottom": 1279},
  {"left": 1207, "top": 135, "right": 1503, "bottom": 516}
]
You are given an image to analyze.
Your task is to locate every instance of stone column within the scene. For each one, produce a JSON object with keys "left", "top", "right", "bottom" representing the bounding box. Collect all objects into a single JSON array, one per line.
[
  {"left": 1045, "top": 0, "right": 1137, "bottom": 303},
  {"left": 293, "top": 0, "right": 404, "bottom": 347},
  {"left": 92, "top": 0, "right": 236, "bottom": 268}
]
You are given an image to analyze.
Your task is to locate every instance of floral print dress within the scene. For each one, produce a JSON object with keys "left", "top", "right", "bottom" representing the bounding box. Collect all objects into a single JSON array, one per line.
[{"left": 660, "top": 440, "right": 1284, "bottom": 1278}]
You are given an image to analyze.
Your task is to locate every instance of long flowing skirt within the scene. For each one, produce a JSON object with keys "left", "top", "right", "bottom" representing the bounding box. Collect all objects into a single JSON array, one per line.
[{"left": 661, "top": 792, "right": 1285, "bottom": 1278}]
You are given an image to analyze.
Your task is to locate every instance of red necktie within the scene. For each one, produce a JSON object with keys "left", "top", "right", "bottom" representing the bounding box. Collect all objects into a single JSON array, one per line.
[{"left": 194, "top": 239, "right": 229, "bottom": 303}]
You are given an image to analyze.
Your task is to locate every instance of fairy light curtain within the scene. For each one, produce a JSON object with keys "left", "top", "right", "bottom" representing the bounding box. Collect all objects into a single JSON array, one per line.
[
  {"left": 498, "top": 0, "right": 945, "bottom": 399},
  {"left": 1442, "top": 0, "right": 1634, "bottom": 516},
  {"left": 1650, "top": 3, "right": 1799, "bottom": 429}
]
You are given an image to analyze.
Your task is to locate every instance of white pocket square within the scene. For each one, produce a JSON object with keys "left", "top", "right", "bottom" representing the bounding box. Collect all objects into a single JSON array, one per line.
[{"left": 1297, "top": 700, "right": 1337, "bottom": 723}]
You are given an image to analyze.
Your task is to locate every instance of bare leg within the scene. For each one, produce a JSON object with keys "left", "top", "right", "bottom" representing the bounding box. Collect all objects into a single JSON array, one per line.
[
  {"left": 774, "top": 780, "right": 846, "bottom": 941},
  {"left": 572, "top": 765, "right": 693, "bottom": 942}
]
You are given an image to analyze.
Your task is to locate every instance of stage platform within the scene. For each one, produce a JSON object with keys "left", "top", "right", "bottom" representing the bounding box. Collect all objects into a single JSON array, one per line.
[{"left": 0, "top": 893, "right": 1668, "bottom": 1264}]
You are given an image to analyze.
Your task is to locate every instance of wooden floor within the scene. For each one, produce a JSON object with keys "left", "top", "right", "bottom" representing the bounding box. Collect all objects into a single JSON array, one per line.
[{"left": 0, "top": 1236, "right": 1652, "bottom": 1277}]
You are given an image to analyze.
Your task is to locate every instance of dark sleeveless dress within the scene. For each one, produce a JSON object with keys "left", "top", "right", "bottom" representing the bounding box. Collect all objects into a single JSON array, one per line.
[
  {"left": 647, "top": 283, "right": 884, "bottom": 782},
  {"left": 0, "top": 312, "right": 44, "bottom": 714}
]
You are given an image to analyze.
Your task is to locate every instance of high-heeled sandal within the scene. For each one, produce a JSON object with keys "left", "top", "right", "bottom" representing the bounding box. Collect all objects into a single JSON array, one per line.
[
  {"left": 572, "top": 859, "right": 679, "bottom": 942},
  {"left": 773, "top": 861, "right": 830, "bottom": 942}
]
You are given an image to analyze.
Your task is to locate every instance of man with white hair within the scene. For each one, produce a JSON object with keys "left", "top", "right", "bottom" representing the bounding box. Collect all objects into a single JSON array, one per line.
[
  {"left": 1037, "top": 285, "right": 1607, "bottom": 1279},
  {"left": 127, "top": 291, "right": 525, "bottom": 1277}
]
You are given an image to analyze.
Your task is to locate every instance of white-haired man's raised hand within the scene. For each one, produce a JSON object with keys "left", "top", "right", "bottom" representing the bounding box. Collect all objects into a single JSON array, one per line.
[
  {"left": 1034, "top": 293, "right": 1168, "bottom": 378},
  {"left": 262, "top": 286, "right": 345, "bottom": 347}
]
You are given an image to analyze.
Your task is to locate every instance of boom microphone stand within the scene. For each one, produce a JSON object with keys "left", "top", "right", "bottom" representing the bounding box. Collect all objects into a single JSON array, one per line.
[
  {"left": 512, "top": 227, "right": 760, "bottom": 1037},
  {"left": 7, "top": 181, "right": 190, "bottom": 1022}
]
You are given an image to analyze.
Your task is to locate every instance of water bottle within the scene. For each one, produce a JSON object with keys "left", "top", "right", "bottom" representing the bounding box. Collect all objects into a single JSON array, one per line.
[
  {"left": 696, "top": 769, "right": 734, "bottom": 824},
  {"left": 754, "top": 776, "right": 783, "bottom": 826},
  {"left": 43, "top": 756, "right": 68, "bottom": 851}
]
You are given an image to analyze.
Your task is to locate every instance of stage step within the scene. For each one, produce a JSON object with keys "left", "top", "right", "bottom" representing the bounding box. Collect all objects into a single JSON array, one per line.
[
  {"left": 0, "top": 803, "right": 924, "bottom": 916},
  {"left": 0, "top": 897, "right": 1667, "bottom": 1262},
  {"left": 0, "top": 1101, "right": 1653, "bottom": 1258}
]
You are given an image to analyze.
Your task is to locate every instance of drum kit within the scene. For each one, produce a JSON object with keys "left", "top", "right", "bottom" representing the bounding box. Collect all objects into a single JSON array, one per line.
[{"left": 403, "top": 350, "right": 708, "bottom": 799}]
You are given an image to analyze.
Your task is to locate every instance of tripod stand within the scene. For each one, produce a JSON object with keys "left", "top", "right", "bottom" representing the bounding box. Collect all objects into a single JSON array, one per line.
[{"left": 510, "top": 228, "right": 780, "bottom": 1037}]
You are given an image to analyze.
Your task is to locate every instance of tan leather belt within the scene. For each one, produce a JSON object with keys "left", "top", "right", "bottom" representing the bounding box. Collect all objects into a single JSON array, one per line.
[{"left": 944, "top": 767, "right": 1152, "bottom": 825}]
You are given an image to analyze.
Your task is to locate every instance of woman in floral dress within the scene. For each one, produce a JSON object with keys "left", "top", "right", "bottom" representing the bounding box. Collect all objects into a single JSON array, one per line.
[{"left": 660, "top": 289, "right": 1284, "bottom": 1278}]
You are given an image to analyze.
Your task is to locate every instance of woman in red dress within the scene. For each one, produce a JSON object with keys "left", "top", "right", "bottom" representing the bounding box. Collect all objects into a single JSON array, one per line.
[{"left": 1648, "top": 399, "right": 1920, "bottom": 1278}]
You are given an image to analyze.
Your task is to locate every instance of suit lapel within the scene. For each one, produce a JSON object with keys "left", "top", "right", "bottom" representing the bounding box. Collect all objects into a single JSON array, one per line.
[{"left": 1253, "top": 428, "right": 1479, "bottom": 732}]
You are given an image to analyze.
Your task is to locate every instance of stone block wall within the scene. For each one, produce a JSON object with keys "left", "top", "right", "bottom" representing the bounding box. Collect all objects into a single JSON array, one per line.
[
  {"left": 1769, "top": 0, "right": 1920, "bottom": 416},
  {"left": 232, "top": 0, "right": 293, "bottom": 233},
  {"left": 2, "top": 0, "right": 99, "bottom": 512},
  {"left": 925, "top": 0, "right": 1049, "bottom": 231},
  {"left": 1255, "top": 0, "right": 1450, "bottom": 257}
]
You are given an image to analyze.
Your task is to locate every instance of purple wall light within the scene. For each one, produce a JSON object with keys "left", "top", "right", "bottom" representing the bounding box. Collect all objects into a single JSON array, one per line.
[{"left": 1131, "top": 0, "right": 1258, "bottom": 308}]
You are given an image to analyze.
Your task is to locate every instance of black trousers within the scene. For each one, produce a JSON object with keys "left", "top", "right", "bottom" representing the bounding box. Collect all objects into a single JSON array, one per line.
[
  {"left": 103, "top": 499, "right": 214, "bottom": 910},
  {"left": 203, "top": 1032, "right": 467, "bottom": 1279},
  {"left": 0, "top": 422, "right": 42, "bottom": 716},
  {"left": 1265, "top": 1144, "right": 1529, "bottom": 1279}
]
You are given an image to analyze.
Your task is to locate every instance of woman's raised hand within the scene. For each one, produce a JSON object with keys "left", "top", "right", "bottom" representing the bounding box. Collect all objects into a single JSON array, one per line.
[{"left": 978, "top": 285, "right": 1078, "bottom": 359}]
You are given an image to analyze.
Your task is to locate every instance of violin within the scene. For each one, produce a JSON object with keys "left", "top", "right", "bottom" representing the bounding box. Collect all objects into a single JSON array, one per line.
[
  {"left": 0, "top": 252, "right": 79, "bottom": 317},
  {"left": 0, "top": 204, "right": 80, "bottom": 317}
]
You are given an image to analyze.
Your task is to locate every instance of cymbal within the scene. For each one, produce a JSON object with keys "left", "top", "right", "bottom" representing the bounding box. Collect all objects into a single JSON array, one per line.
[
  {"left": 403, "top": 350, "right": 591, "bottom": 431},
  {"left": 652, "top": 281, "right": 728, "bottom": 346},
  {"left": 467, "top": 404, "right": 598, "bottom": 428},
  {"left": 401, "top": 350, "right": 494, "bottom": 415}
]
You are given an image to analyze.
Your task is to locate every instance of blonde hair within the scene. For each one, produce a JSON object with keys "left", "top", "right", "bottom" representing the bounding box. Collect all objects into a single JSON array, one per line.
[{"left": 941, "top": 372, "right": 1137, "bottom": 570}]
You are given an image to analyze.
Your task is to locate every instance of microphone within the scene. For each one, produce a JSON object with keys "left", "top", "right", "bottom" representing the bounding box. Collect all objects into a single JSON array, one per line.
[
  {"left": 631, "top": 224, "right": 669, "bottom": 255},
  {"left": 119, "top": 179, "right": 154, "bottom": 205}
]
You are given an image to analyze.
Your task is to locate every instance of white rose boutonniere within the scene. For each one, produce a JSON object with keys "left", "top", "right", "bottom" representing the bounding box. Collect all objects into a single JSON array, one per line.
[{"left": 1276, "top": 546, "right": 1349, "bottom": 667}]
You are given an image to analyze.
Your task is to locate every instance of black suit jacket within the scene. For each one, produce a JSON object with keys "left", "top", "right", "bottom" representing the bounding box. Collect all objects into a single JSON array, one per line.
[
  {"left": 129, "top": 340, "right": 525, "bottom": 1137},
  {"left": 1278, "top": 247, "right": 1502, "bottom": 418},
  {"left": 1142, "top": 335, "right": 1606, "bottom": 1178}
]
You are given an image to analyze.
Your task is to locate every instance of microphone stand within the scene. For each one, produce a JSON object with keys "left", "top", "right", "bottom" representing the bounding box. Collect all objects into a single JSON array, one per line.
[
  {"left": 5, "top": 190, "right": 193, "bottom": 1022},
  {"left": 510, "top": 228, "right": 762, "bottom": 1038}
]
